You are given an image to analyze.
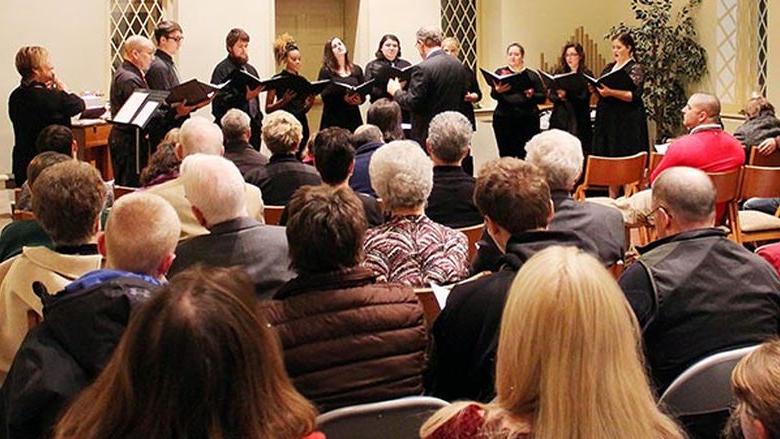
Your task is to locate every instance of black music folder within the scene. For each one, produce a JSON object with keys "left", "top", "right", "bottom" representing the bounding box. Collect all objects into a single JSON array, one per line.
[
  {"left": 109, "top": 89, "right": 169, "bottom": 129},
  {"left": 388, "top": 64, "right": 418, "bottom": 82},
  {"left": 166, "top": 78, "right": 228, "bottom": 105},
  {"left": 334, "top": 79, "right": 376, "bottom": 95},
  {"left": 583, "top": 67, "right": 634, "bottom": 91},
  {"left": 225, "top": 70, "right": 292, "bottom": 91},
  {"left": 480, "top": 68, "right": 534, "bottom": 91},
  {"left": 538, "top": 70, "right": 586, "bottom": 92},
  {"left": 283, "top": 76, "right": 331, "bottom": 96}
]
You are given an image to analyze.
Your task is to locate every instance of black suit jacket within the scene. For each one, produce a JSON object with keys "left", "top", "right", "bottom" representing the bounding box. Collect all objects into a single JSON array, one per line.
[
  {"left": 425, "top": 166, "right": 482, "bottom": 228},
  {"left": 394, "top": 50, "right": 468, "bottom": 143},
  {"left": 168, "top": 217, "right": 295, "bottom": 299}
]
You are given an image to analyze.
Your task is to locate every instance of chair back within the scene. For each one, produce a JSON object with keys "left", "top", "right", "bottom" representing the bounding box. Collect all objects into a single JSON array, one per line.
[
  {"left": 456, "top": 223, "right": 484, "bottom": 263},
  {"left": 316, "top": 396, "right": 449, "bottom": 439},
  {"left": 12, "top": 210, "right": 35, "bottom": 221},
  {"left": 113, "top": 185, "right": 137, "bottom": 199},
  {"left": 659, "top": 345, "right": 757, "bottom": 417},
  {"left": 739, "top": 166, "right": 780, "bottom": 200},
  {"left": 707, "top": 169, "right": 742, "bottom": 204},
  {"left": 575, "top": 152, "right": 647, "bottom": 199},
  {"left": 263, "top": 205, "right": 285, "bottom": 225},
  {"left": 648, "top": 151, "right": 665, "bottom": 175},
  {"left": 749, "top": 147, "right": 780, "bottom": 167}
]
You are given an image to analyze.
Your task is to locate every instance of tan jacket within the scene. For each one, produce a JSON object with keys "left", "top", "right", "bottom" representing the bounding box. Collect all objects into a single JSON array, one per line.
[
  {"left": 0, "top": 247, "right": 102, "bottom": 383},
  {"left": 146, "top": 177, "right": 265, "bottom": 240}
]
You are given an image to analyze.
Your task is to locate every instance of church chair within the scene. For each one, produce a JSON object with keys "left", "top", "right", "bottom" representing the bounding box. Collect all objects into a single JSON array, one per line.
[
  {"left": 748, "top": 146, "right": 780, "bottom": 167},
  {"left": 262, "top": 205, "right": 285, "bottom": 226},
  {"left": 706, "top": 168, "right": 742, "bottom": 240},
  {"left": 732, "top": 166, "right": 780, "bottom": 244},
  {"left": 639, "top": 151, "right": 665, "bottom": 191},
  {"left": 607, "top": 260, "right": 624, "bottom": 279},
  {"left": 112, "top": 185, "right": 137, "bottom": 199},
  {"left": 413, "top": 272, "right": 490, "bottom": 328},
  {"left": 316, "top": 396, "right": 449, "bottom": 439},
  {"left": 12, "top": 210, "right": 35, "bottom": 222},
  {"left": 574, "top": 151, "right": 647, "bottom": 200},
  {"left": 455, "top": 223, "right": 484, "bottom": 263},
  {"left": 659, "top": 345, "right": 758, "bottom": 439}
]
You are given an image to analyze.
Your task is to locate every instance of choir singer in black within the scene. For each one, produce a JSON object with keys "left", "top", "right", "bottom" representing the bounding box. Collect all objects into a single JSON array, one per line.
[
  {"left": 8, "top": 46, "right": 84, "bottom": 186},
  {"left": 548, "top": 42, "right": 593, "bottom": 154},
  {"left": 387, "top": 26, "right": 468, "bottom": 144},
  {"left": 318, "top": 37, "right": 366, "bottom": 132}
]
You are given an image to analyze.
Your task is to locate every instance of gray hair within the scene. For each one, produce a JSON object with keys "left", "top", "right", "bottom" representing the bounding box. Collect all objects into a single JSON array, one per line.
[
  {"left": 179, "top": 116, "right": 224, "bottom": 157},
  {"left": 652, "top": 166, "right": 716, "bottom": 225},
  {"left": 352, "top": 124, "right": 383, "bottom": 146},
  {"left": 427, "top": 111, "right": 472, "bottom": 163},
  {"left": 369, "top": 140, "right": 433, "bottom": 210},
  {"left": 524, "top": 129, "right": 584, "bottom": 191},
  {"left": 220, "top": 109, "right": 251, "bottom": 143},
  {"left": 416, "top": 26, "right": 443, "bottom": 47},
  {"left": 181, "top": 154, "right": 248, "bottom": 226}
]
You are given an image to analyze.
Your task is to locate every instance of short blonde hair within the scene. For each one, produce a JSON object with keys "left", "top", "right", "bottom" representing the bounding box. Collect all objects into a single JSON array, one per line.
[
  {"left": 524, "top": 129, "right": 583, "bottom": 191},
  {"left": 15, "top": 46, "right": 48, "bottom": 80},
  {"left": 262, "top": 110, "right": 302, "bottom": 155},
  {"left": 441, "top": 37, "right": 460, "bottom": 52},
  {"left": 369, "top": 140, "right": 433, "bottom": 211},
  {"left": 104, "top": 192, "right": 180, "bottom": 275}
]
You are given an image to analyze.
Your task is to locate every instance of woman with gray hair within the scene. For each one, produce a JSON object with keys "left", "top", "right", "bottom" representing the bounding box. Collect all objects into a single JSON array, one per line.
[{"left": 363, "top": 140, "right": 469, "bottom": 286}]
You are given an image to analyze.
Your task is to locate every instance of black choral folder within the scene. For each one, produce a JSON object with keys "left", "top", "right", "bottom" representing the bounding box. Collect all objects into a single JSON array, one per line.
[
  {"left": 480, "top": 68, "right": 534, "bottom": 91},
  {"left": 538, "top": 70, "right": 587, "bottom": 93},
  {"left": 388, "top": 64, "right": 418, "bottom": 82},
  {"left": 166, "top": 78, "right": 229, "bottom": 105},
  {"left": 334, "top": 79, "right": 376, "bottom": 95},
  {"left": 583, "top": 67, "right": 634, "bottom": 91},
  {"left": 283, "top": 75, "right": 331, "bottom": 96}
]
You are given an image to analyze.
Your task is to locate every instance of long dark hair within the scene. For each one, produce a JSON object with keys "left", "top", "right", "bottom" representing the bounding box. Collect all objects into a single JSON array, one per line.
[
  {"left": 323, "top": 37, "right": 353, "bottom": 73},
  {"left": 53, "top": 266, "right": 318, "bottom": 439},
  {"left": 613, "top": 32, "right": 636, "bottom": 56},
  {"left": 375, "top": 34, "right": 402, "bottom": 60},
  {"left": 559, "top": 42, "right": 587, "bottom": 73}
]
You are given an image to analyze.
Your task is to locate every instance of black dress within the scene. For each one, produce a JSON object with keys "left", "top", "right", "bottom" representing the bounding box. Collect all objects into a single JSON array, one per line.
[
  {"left": 592, "top": 60, "right": 648, "bottom": 157},
  {"left": 270, "top": 69, "right": 312, "bottom": 150},
  {"left": 548, "top": 68, "right": 593, "bottom": 154},
  {"left": 211, "top": 56, "right": 263, "bottom": 149},
  {"left": 8, "top": 81, "right": 84, "bottom": 185},
  {"left": 490, "top": 66, "right": 546, "bottom": 159},
  {"left": 318, "top": 65, "right": 365, "bottom": 132}
]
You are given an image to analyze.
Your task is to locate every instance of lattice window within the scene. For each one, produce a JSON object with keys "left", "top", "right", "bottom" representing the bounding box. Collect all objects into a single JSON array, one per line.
[
  {"left": 715, "top": 0, "right": 738, "bottom": 104},
  {"left": 441, "top": 0, "right": 477, "bottom": 70},
  {"left": 109, "top": 0, "right": 166, "bottom": 72},
  {"left": 756, "top": 0, "right": 768, "bottom": 95}
]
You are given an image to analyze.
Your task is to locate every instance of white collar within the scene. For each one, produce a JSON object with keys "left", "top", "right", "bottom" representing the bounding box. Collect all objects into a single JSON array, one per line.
[{"left": 689, "top": 123, "right": 722, "bottom": 134}]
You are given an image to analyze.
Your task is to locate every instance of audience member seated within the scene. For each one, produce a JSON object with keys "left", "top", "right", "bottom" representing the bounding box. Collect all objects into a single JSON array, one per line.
[
  {"left": 245, "top": 110, "right": 321, "bottom": 205},
  {"left": 167, "top": 154, "right": 294, "bottom": 299},
  {"left": 0, "top": 192, "right": 180, "bottom": 439},
  {"left": 424, "top": 111, "right": 482, "bottom": 228},
  {"left": 364, "top": 140, "right": 468, "bottom": 286},
  {"left": 527, "top": 129, "right": 625, "bottom": 265},
  {"left": 727, "top": 339, "right": 780, "bottom": 439},
  {"left": 757, "top": 242, "right": 780, "bottom": 276},
  {"left": 368, "top": 97, "right": 404, "bottom": 142},
  {"left": 147, "top": 116, "right": 264, "bottom": 239},
  {"left": 0, "top": 152, "right": 70, "bottom": 262},
  {"left": 15, "top": 125, "right": 76, "bottom": 211},
  {"left": 51, "top": 266, "right": 324, "bottom": 439},
  {"left": 426, "top": 158, "right": 596, "bottom": 402},
  {"left": 618, "top": 167, "right": 780, "bottom": 392},
  {"left": 280, "top": 127, "right": 383, "bottom": 226},
  {"left": 221, "top": 108, "right": 268, "bottom": 176},
  {"left": 733, "top": 95, "right": 780, "bottom": 150},
  {"left": 420, "top": 247, "right": 685, "bottom": 439},
  {"left": 260, "top": 185, "right": 426, "bottom": 412},
  {"left": 348, "top": 124, "right": 384, "bottom": 196},
  {"left": 139, "top": 141, "right": 179, "bottom": 187},
  {"left": 0, "top": 161, "right": 106, "bottom": 383}
]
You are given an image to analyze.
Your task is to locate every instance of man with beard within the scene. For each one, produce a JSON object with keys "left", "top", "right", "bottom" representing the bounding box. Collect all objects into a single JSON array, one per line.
[{"left": 211, "top": 28, "right": 265, "bottom": 149}]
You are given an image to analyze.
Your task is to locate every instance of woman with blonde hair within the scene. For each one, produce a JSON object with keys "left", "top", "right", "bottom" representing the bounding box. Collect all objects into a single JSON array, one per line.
[
  {"left": 420, "top": 246, "right": 684, "bottom": 439},
  {"left": 52, "top": 266, "right": 323, "bottom": 439}
]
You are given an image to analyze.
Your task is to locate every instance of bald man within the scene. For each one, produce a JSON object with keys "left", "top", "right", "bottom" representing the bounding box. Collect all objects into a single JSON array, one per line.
[
  {"left": 618, "top": 167, "right": 780, "bottom": 393},
  {"left": 109, "top": 36, "right": 190, "bottom": 186}
]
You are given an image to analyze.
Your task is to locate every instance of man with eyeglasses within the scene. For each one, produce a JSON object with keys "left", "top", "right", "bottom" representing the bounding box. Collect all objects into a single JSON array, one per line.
[
  {"left": 618, "top": 166, "right": 780, "bottom": 394},
  {"left": 147, "top": 20, "right": 185, "bottom": 91}
]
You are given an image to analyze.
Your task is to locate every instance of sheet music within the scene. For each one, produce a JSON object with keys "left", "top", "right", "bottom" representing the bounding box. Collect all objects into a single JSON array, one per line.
[
  {"left": 113, "top": 91, "right": 149, "bottom": 124},
  {"left": 131, "top": 101, "right": 160, "bottom": 126},
  {"left": 654, "top": 143, "right": 670, "bottom": 154},
  {"left": 429, "top": 282, "right": 452, "bottom": 309}
]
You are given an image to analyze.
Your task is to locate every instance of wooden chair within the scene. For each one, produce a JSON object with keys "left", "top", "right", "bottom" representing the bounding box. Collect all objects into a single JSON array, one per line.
[
  {"left": 413, "top": 272, "right": 490, "bottom": 328},
  {"left": 263, "top": 205, "right": 285, "bottom": 226},
  {"left": 12, "top": 210, "right": 35, "bottom": 221},
  {"left": 639, "top": 151, "right": 665, "bottom": 190},
  {"left": 706, "top": 169, "right": 743, "bottom": 239},
  {"left": 607, "top": 261, "right": 625, "bottom": 279},
  {"left": 455, "top": 223, "right": 484, "bottom": 263},
  {"left": 574, "top": 152, "right": 647, "bottom": 200},
  {"left": 748, "top": 146, "right": 780, "bottom": 167},
  {"left": 112, "top": 185, "right": 137, "bottom": 199},
  {"left": 732, "top": 166, "right": 780, "bottom": 244}
]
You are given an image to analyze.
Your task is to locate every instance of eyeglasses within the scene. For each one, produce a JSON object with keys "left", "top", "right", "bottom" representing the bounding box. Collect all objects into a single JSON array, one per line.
[
  {"left": 166, "top": 35, "right": 184, "bottom": 42},
  {"left": 645, "top": 204, "right": 670, "bottom": 226}
]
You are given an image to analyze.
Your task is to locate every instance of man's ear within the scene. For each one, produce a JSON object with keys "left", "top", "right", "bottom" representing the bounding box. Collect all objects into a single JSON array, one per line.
[
  {"left": 156, "top": 253, "right": 176, "bottom": 278},
  {"left": 546, "top": 199, "right": 555, "bottom": 228},
  {"left": 191, "top": 206, "right": 208, "bottom": 228},
  {"left": 175, "top": 142, "right": 184, "bottom": 160},
  {"left": 97, "top": 231, "right": 107, "bottom": 258},
  {"left": 70, "top": 140, "right": 78, "bottom": 159}
]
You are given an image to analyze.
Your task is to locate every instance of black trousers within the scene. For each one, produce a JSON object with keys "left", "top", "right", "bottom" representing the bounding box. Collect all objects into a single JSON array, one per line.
[{"left": 492, "top": 114, "right": 540, "bottom": 159}]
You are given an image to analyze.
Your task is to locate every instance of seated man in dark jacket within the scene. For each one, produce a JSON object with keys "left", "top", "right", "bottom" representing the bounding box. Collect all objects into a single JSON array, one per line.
[
  {"left": 348, "top": 124, "right": 384, "bottom": 197},
  {"left": 0, "top": 192, "right": 180, "bottom": 439},
  {"left": 425, "top": 158, "right": 596, "bottom": 403},
  {"left": 244, "top": 110, "right": 321, "bottom": 205},
  {"left": 168, "top": 154, "right": 294, "bottom": 299},
  {"left": 220, "top": 108, "right": 268, "bottom": 176},
  {"left": 424, "top": 111, "right": 482, "bottom": 228},
  {"left": 618, "top": 166, "right": 780, "bottom": 392},
  {"left": 260, "top": 185, "right": 427, "bottom": 412}
]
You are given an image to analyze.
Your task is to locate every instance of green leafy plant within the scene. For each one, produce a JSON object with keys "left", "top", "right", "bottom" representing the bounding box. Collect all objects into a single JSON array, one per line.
[{"left": 609, "top": 0, "right": 707, "bottom": 140}]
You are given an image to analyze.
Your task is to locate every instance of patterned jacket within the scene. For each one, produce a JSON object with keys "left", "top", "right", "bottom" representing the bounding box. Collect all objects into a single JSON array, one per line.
[{"left": 363, "top": 215, "right": 468, "bottom": 287}]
